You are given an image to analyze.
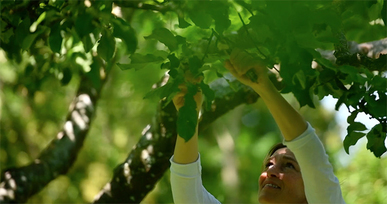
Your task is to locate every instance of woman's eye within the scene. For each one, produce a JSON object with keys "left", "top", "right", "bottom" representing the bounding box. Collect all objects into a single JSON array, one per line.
[
  {"left": 285, "top": 163, "right": 295, "bottom": 169},
  {"left": 265, "top": 162, "right": 273, "bottom": 168}
]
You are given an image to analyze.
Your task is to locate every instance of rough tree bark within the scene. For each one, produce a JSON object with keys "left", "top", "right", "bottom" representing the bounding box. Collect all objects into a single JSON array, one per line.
[{"left": 0, "top": 65, "right": 108, "bottom": 203}]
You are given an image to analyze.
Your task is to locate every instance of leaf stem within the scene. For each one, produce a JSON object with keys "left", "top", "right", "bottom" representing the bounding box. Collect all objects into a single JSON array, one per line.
[
  {"left": 201, "top": 30, "right": 214, "bottom": 62},
  {"left": 237, "top": 12, "right": 266, "bottom": 59}
]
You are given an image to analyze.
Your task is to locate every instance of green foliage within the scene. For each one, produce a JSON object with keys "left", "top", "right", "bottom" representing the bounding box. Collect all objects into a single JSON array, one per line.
[
  {"left": 1, "top": 0, "right": 386, "bottom": 202},
  {"left": 0, "top": 0, "right": 137, "bottom": 91},
  {"left": 0, "top": 0, "right": 386, "bottom": 164},
  {"left": 118, "top": 0, "right": 385, "bottom": 154}
]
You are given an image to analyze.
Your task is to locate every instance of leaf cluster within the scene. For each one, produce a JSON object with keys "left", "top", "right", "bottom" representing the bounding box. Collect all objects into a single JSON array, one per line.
[{"left": 1, "top": 0, "right": 386, "bottom": 156}]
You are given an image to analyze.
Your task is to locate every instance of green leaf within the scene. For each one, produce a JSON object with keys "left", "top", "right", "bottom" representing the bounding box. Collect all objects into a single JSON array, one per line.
[
  {"left": 15, "top": 17, "right": 31, "bottom": 48},
  {"left": 21, "top": 29, "right": 45, "bottom": 50},
  {"left": 347, "top": 110, "right": 359, "bottom": 123},
  {"left": 175, "top": 35, "right": 187, "bottom": 45},
  {"left": 208, "top": 2, "right": 231, "bottom": 33},
  {"left": 178, "top": 17, "right": 191, "bottom": 28},
  {"left": 97, "top": 31, "right": 115, "bottom": 61},
  {"left": 335, "top": 92, "right": 347, "bottom": 110},
  {"left": 86, "top": 59, "right": 102, "bottom": 90},
  {"left": 60, "top": 67, "right": 72, "bottom": 86},
  {"left": 177, "top": 85, "right": 199, "bottom": 142},
  {"left": 188, "top": 55, "right": 203, "bottom": 75},
  {"left": 366, "top": 124, "right": 387, "bottom": 157},
  {"left": 348, "top": 122, "right": 368, "bottom": 133},
  {"left": 168, "top": 53, "right": 180, "bottom": 69},
  {"left": 117, "top": 53, "right": 165, "bottom": 71},
  {"left": 315, "top": 57, "right": 337, "bottom": 70},
  {"left": 365, "top": 92, "right": 387, "bottom": 119},
  {"left": 75, "top": 12, "right": 95, "bottom": 38},
  {"left": 0, "top": 18, "right": 13, "bottom": 44},
  {"left": 112, "top": 17, "right": 138, "bottom": 54},
  {"left": 200, "top": 81, "right": 215, "bottom": 110},
  {"left": 292, "top": 88, "right": 315, "bottom": 108},
  {"left": 145, "top": 28, "right": 178, "bottom": 51},
  {"left": 29, "top": 11, "right": 46, "bottom": 33},
  {"left": 81, "top": 34, "right": 95, "bottom": 53},
  {"left": 188, "top": 9, "right": 212, "bottom": 29},
  {"left": 49, "top": 21, "right": 62, "bottom": 53},
  {"left": 144, "top": 76, "right": 182, "bottom": 104},
  {"left": 343, "top": 131, "right": 366, "bottom": 154},
  {"left": 293, "top": 70, "right": 306, "bottom": 89}
]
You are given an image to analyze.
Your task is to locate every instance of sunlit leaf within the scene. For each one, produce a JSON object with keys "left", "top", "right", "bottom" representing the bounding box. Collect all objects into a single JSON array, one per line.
[
  {"left": 145, "top": 28, "right": 178, "bottom": 51},
  {"left": 29, "top": 11, "right": 46, "bottom": 33},
  {"left": 117, "top": 53, "right": 165, "bottom": 71}
]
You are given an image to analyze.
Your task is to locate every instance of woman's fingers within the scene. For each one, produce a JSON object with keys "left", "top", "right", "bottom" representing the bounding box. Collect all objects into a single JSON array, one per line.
[
  {"left": 229, "top": 49, "right": 256, "bottom": 75},
  {"left": 173, "top": 81, "right": 203, "bottom": 111}
]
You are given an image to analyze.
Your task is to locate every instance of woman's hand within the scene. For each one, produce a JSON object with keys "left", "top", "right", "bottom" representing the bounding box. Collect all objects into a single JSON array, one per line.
[
  {"left": 172, "top": 73, "right": 203, "bottom": 112},
  {"left": 224, "top": 49, "right": 269, "bottom": 88}
]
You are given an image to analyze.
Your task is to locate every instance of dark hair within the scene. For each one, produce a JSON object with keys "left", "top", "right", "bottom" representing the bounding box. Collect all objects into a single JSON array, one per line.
[
  {"left": 267, "top": 143, "right": 287, "bottom": 157},
  {"left": 262, "top": 143, "right": 287, "bottom": 170}
]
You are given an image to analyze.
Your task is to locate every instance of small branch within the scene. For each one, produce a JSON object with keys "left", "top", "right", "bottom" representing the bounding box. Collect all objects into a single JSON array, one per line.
[
  {"left": 317, "top": 38, "right": 387, "bottom": 71},
  {"left": 237, "top": 12, "right": 267, "bottom": 59},
  {"left": 201, "top": 31, "right": 214, "bottom": 62}
]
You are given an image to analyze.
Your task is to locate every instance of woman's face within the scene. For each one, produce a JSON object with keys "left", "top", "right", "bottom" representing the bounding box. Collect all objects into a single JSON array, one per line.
[{"left": 258, "top": 147, "right": 307, "bottom": 204}]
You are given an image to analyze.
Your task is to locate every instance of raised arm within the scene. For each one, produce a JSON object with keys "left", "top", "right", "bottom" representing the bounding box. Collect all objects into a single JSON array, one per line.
[
  {"left": 172, "top": 83, "right": 202, "bottom": 164},
  {"left": 224, "top": 49, "right": 307, "bottom": 141},
  {"left": 170, "top": 79, "right": 221, "bottom": 204}
]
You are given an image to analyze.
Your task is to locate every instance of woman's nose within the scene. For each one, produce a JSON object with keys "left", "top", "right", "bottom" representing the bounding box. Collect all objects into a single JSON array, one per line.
[{"left": 266, "top": 164, "right": 280, "bottom": 178}]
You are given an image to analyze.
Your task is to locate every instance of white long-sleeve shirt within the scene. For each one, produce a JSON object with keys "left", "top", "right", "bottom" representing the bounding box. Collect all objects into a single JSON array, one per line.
[{"left": 170, "top": 123, "right": 346, "bottom": 203}]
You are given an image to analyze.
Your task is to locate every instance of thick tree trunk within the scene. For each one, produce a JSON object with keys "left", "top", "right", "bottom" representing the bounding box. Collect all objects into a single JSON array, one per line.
[
  {"left": 0, "top": 68, "right": 107, "bottom": 203},
  {"left": 92, "top": 76, "right": 261, "bottom": 203}
]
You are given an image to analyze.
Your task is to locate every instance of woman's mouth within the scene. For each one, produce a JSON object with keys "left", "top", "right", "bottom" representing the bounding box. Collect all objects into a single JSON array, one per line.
[{"left": 264, "top": 183, "right": 280, "bottom": 189}]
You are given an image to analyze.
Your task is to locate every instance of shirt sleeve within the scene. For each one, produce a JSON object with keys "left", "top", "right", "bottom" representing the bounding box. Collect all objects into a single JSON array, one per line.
[
  {"left": 283, "top": 123, "right": 346, "bottom": 204},
  {"left": 170, "top": 155, "right": 221, "bottom": 204}
]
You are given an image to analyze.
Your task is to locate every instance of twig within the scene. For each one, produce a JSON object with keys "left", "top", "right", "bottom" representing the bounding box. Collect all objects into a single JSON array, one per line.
[
  {"left": 237, "top": 12, "right": 266, "bottom": 59},
  {"left": 201, "top": 30, "right": 214, "bottom": 62}
]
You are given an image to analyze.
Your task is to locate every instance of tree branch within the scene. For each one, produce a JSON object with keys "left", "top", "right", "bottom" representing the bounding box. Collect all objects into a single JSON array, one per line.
[
  {"left": 92, "top": 75, "right": 267, "bottom": 203},
  {"left": 0, "top": 65, "right": 108, "bottom": 203},
  {"left": 318, "top": 38, "right": 387, "bottom": 71}
]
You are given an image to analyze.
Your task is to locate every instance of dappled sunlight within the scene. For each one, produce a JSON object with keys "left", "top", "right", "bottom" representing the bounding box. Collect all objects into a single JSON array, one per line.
[
  {"left": 81, "top": 162, "right": 111, "bottom": 202},
  {"left": 1, "top": 0, "right": 385, "bottom": 202}
]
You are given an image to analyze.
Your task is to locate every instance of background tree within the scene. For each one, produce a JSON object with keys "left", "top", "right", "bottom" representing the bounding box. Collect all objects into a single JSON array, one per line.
[{"left": 0, "top": 0, "right": 386, "bottom": 203}]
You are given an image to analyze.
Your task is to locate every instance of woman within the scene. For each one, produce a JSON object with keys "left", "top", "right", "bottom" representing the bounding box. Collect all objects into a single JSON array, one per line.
[{"left": 170, "top": 49, "right": 346, "bottom": 203}]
